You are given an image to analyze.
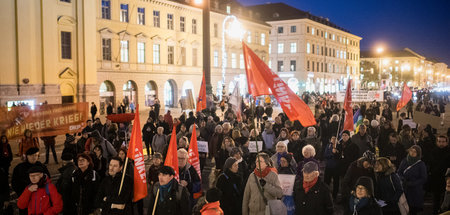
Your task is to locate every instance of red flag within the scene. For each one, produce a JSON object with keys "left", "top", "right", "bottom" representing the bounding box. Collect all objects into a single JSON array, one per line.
[
  {"left": 196, "top": 72, "right": 207, "bottom": 112},
  {"left": 188, "top": 126, "right": 202, "bottom": 199},
  {"left": 164, "top": 125, "right": 179, "bottom": 181},
  {"left": 343, "top": 79, "right": 353, "bottom": 131},
  {"left": 396, "top": 83, "right": 412, "bottom": 111},
  {"left": 242, "top": 42, "right": 316, "bottom": 127},
  {"left": 126, "top": 105, "right": 148, "bottom": 201}
]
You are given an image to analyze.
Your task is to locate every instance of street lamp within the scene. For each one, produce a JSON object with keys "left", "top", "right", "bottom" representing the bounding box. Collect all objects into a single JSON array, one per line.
[
  {"left": 221, "top": 15, "right": 244, "bottom": 96},
  {"left": 195, "top": 0, "right": 212, "bottom": 95}
]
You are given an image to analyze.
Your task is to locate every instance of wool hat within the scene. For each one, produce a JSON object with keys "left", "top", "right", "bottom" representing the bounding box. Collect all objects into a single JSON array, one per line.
[
  {"left": 159, "top": 166, "right": 175, "bottom": 176},
  {"left": 61, "top": 152, "right": 73, "bottom": 161},
  {"left": 355, "top": 176, "right": 374, "bottom": 196},
  {"left": 302, "top": 161, "right": 318, "bottom": 173},
  {"left": 223, "top": 157, "right": 238, "bottom": 171},
  {"left": 280, "top": 153, "right": 293, "bottom": 164},
  {"left": 342, "top": 130, "right": 351, "bottom": 136},
  {"left": 26, "top": 147, "right": 40, "bottom": 156},
  {"left": 362, "top": 150, "right": 376, "bottom": 166},
  {"left": 409, "top": 145, "right": 422, "bottom": 158},
  {"left": 206, "top": 187, "right": 222, "bottom": 203},
  {"left": 27, "top": 165, "right": 45, "bottom": 174}
]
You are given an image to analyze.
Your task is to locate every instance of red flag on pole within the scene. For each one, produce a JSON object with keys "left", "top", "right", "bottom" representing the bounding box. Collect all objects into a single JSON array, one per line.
[
  {"left": 343, "top": 79, "right": 354, "bottom": 131},
  {"left": 188, "top": 126, "right": 202, "bottom": 199},
  {"left": 396, "top": 83, "right": 412, "bottom": 111},
  {"left": 126, "top": 105, "right": 148, "bottom": 202},
  {"left": 164, "top": 126, "right": 179, "bottom": 181},
  {"left": 196, "top": 72, "right": 207, "bottom": 112},
  {"left": 242, "top": 42, "right": 316, "bottom": 127}
]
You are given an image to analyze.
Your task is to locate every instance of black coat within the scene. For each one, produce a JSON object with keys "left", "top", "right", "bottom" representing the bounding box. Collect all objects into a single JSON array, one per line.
[
  {"left": 342, "top": 159, "right": 376, "bottom": 200},
  {"left": 340, "top": 140, "right": 359, "bottom": 176},
  {"left": 72, "top": 168, "right": 101, "bottom": 215},
  {"left": 216, "top": 170, "right": 244, "bottom": 215},
  {"left": 375, "top": 171, "right": 403, "bottom": 213},
  {"left": 147, "top": 179, "right": 190, "bottom": 215},
  {"left": 429, "top": 146, "right": 450, "bottom": 192},
  {"left": 345, "top": 197, "right": 383, "bottom": 215},
  {"left": 96, "top": 173, "right": 133, "bottom": 215},
  {"left": 142, "top": 122, "right": 156, "bottom": 144},
  {"left": 11, "top": 161, "right": 50, "bottom": 196},
  {"left": 379, "top": 142, "right": 406, "bottom": 168},
  {"left": 293, "top": 177, "right": 334, "bottom": 215},
  {"left": 56, "top": 162, "right": 77, "bottom": 215}
]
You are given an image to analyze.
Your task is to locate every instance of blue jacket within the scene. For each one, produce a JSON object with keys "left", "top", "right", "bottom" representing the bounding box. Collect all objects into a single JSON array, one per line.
[
  {"left": 375, "top": 170, "right": 403, "bottom": 212},
  {"left": 397, "top": 159, "right": 427, "bottom": 208}
]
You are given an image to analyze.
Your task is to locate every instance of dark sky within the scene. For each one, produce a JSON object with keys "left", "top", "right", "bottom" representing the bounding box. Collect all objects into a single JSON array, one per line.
[{"left": 240, "top": 0, "right": 450, "bottom": 65}]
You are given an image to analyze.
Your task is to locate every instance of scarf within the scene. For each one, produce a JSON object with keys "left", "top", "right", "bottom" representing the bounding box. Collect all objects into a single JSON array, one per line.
[
  {"left": 159, "top": 180, "right": 173, "bottom": 202},
  {"left": 349, "top": 196, "right": 369, "bottom": 214},
  {"left": 406, "top": 154, "right": 420, "bottom": 166},
  {"left": 277, "top": 152, "right": 287, "bottom": 166},
  {"left": 254, "top": 167, "right": 277, "bottom": 178},
  {"left": 302, "top": 177, "right": 318, "bottom": 193}
]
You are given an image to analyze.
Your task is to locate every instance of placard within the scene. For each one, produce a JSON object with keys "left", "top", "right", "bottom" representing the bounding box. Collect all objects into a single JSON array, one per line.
[
  {"left": 402, "top": 119, "right": 417, "bottom": 129},
  {"left": 278, "top": 174, "right": 296, "bottom": 196},
  {"left": 249, "top": 141, "right": 263, "bottom": 153},
  {"left": 197, "top": 141, "right": 209, "bottom": 153}
]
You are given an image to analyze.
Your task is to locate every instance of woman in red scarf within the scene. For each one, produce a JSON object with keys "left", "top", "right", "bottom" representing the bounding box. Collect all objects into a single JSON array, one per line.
[
  {"left": 242, "top": 152, "right": 283, "bottom": 215},
  {"left": 0, "top": 135, "right": 13, "bottom": 175}
]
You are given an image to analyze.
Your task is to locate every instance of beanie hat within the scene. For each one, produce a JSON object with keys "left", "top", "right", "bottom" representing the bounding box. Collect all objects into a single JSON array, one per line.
[
  {"left": 26, "top": 147, "right": 40, "bottom": 156},
  {"left": 229, "top": 147, "right": 242, "bottom": 157},
  {"left": 27, "top": 165, "right": 45, "bottom": 174},
  {"left": 280, "top": 153, "right": 293, "bottom": 164},
  {"left": 206, "top": 187, "right": 222, "bottom": 203},
  {"left": 159, "top": 166, "right": 175, "bottom": 176},
  {"left": 302, "top": 161, "right": 318, "bottom": 173},
  {"left": 223, "top": 157, "right": 238, "bottom": 171},
  {"left": 409, "top": 145, "right": 422, "bottom": 158},
  {"left": 362, "top": 150, "right": 376, "bottom": 166},
  {"left": 342, "top": 130, "right": 351, "bottom": 136},
  {"left": 355, "top": 176, "right": 374, "bottom": 196}
]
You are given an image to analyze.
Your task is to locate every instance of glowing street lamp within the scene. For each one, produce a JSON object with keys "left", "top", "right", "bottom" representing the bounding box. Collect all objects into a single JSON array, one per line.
[{"left": 221, "top": 15, "right": 244, "bottom": 96}]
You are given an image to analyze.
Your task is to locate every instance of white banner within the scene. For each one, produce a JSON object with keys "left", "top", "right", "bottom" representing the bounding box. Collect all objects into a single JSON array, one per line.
[
  {"left": 278, "top": 174, "right": 296, "bottom": 196},
  {"left": 336, "top": 90, "right": 384, "bottom": 102},
  {"left": 249, "top": 141, "right": 263, "bottom": 153},
  {"left": 197, "top": 141, "right": 209, "bottom": 153}
]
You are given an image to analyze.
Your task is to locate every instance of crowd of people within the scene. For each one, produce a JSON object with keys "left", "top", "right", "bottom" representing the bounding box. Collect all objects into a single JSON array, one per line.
[{"left": 1, "top": 92, "right": 450, "bottom": 215}]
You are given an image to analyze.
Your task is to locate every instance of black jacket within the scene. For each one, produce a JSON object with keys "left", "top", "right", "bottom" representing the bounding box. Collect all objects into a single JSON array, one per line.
[
  {"left": 142, "top": 122, "right": 156, "bottom": 143},
  {"left": 96, "top": 172, "right": 133, "bottom": 215},
  {"left": 293, "top": 177, "right": 334, "bottom": 215},
  {"left": 345, "top": 197, "right": 383, "bottom": 215},
  {"left": 342, "top": 159, "right": 376, "bottom": 200},
  {"left": 56, "top": 162, "right": 77, "bottom": 215},
  {"left": 340, "top": 140, "right": 359, "bottom": 176},
  {"left": 216, "top": 170, "right": 244, "bottom": 215},
  {"left": 72, "top": 168, "right": 101, "bottom": 215},
  {"left": 429, "top": 146, "right": 450, "bottom": 192},
  {"left": 11, "top": 161, "right": 50, "bottom": 196},
  {"left": 147, "top": 179, "right": 190, "bottom": 215}
]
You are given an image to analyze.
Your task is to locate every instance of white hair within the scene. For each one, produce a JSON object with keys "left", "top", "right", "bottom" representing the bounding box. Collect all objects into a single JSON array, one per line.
[
  {"left": 177, "top": 148, "right": 188, "bottom": 157},
  {"left": 302, "top": 144, "right": 316, "bottom": 157},
  {"left": 276, "top": 141, "right": 287, "bottom": 149}
]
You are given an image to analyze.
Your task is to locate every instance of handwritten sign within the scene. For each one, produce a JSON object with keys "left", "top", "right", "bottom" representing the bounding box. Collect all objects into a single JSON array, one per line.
[
  {"left": 197, "top": 141, "right": 209, "bottom": 153},
  {"left": 278, "top": 174, "right": 296, "bottom": 196},
  {"left": 249, "top": 141, "right": 263, "bottom": 153}
]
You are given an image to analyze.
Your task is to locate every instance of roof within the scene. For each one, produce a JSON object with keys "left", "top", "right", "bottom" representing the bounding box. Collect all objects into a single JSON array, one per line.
[
  {"left": 360, "top": 48, "right": 424, "bottom": 59},
  {"left": 246, "top": 3, "right": 350, "bottom": 33}
]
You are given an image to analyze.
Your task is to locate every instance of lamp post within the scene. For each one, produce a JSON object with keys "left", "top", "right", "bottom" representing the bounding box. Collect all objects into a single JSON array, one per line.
[{"left": 195, "top": 0, "right": 212, "bottom": 94}]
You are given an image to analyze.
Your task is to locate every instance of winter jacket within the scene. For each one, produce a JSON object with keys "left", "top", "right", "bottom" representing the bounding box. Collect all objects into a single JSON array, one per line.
[
  {"left": 345, "top": 196, "right": 383, "bottom": 215},
  {"left": 142, "top": 122, "right": 156, "bottom": 144},
  {"left": 379, "top": 142, "right": 406, "bottom": 168},
  {"left": 208, "top": 133, "right": 223, "bottom": 159},
  {"left": 216, "top": 169, "right": 244, "bottom": 215},
  {"left": 19, "top": 137, "right": 39, "bottom": 157},
  {"left": 262, "top": 131, "right": 276, "bottom": 152},
  {"left": 242, "top": 171, "right": 283, "bottom": 215},
  {"left": 429, "top": 146, "right": 450, "bottom": 192},
  {"left": 287, "top": 139, "right": 305, "bottom": 162},
  {"left": 270, "top": 153, "right": 297, "bottom": 170},
  {"left": 375, "top": 168, "right": 403, "bottom": 213},
  {"left": 342, "top": 159, "right": 376, "bottom": 200},
  {"left": 351, "top": 133, "right": 374, "bottom": 156},
  {"left": 71, "top": 168, "right": 101, "bottom": 214},
  {"left": 293, "top": 177, "right": 334, "bottom": 215},
  {"left": 200, "top": 201, "right": 224, "bottom": 215},
  {"left": 56, "top": 162, "right": 77, "bottom": 215},
  {"left": 324, "top": 142, "right": 342, "bottom": 169},
  {"left": 17, "top": 177, "right": 63, "bottom": 215},
  {"left": 340, "top": 140, "right": 360, "bottom": 176},
  {"left": 12, "top": 161, "right": 50, "bottom": 196},
  {"left": 96, "top": 172, "right": 133, "bottom": 215},
  {"left": 147, "top": 164, "right": 163, "bottom": 186},
  {"left": 152, "top": 134, "right": 168, "bottom": 154},
  {"left": 85, "top": 136, "right": 117, "bottom": 160},
  {"left": 179, "top": 163, "right": 201, "bottom": 207},
  {"left": 0, "top": 141, "right": 13, "bottom": 172},
  {"left": 398, "top": 158, "right": 427, "bottom": 208},
  {"left": 147, "top": 179, "right": 190, "bottom": 215}
]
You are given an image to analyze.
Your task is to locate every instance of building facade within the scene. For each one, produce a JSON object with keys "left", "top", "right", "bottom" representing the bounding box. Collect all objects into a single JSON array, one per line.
[{"left": 248, "top": 3, "right": 362, "bottom": 94}]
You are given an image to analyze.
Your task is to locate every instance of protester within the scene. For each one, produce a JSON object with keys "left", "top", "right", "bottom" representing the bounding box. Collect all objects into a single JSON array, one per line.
[
  {"left": 303, "top": 127, "right": 322, "bottom": 159},
  {"left": 229, "top": 147, "right": 250, "bottom": 184},
  {"left": 147, "top": 152, "right": 164, "bottom": 187},
  {"left": 261, "top": 122, "right": 276, "bottom": 153},
  {"left": 379, "top": 132, "right": 406, "bottom": 168},
  {"left": 0, "top": 135, "right": 13, "bottom": 176},
  {"left": 374, "top": 157, "right": 403, "bottom": 215},
  {"left": 351, "top": 125, "right": 374, "bottom": 156},
  {"left": 324, "top": 136, "right": 342, "bottom": 199},
  {"left": 56, "top": 153, "right": 77, "bottom": 215},
  {"left": 293, "top": 161, "right": 334, "bottom": 215},
  {"left": 91, "top": 145, "right": 108, "bottom": 179},
  {"left": 215, "top": 137, "right": 235, "bottom": 171},
  {"left": 91, "top": 102, "right": 98, "bottom": 120},
  {"left": 439, "top": 168, "right": 450, "bottom": 213},
  {"left": 348, "top": 176, "right": 382, "bottom": 215},
  {"left": 71, "top": 153, "right": 101, "bottom": 215},
  {"left": 18, "top": 129, "right": 39, "bottom": 160},
  {"left": 17, "top": 165, "right": 63, "bottom": 215},
  {"left": 242, "top": 152, "right": 283, "bottom": 215},
  {"left": 41, "top": 136, "right": 58, "bottom": 164},
  {"left": 429, "top": 135, "right": 450, "bottom": 214},
  {"left": 200, "top": 188, "right": 224, "bottom": 215},
  {"left": 216, "top": 157, "right": 244, "bottom": 215},
  {"left": 209, "top": 125, "right": 224, "bottom": 159},
  {"left": 178, "top": 148, "right": 201, "bottom": 209},
  {"left": 85, "top": 130, "right": 117, "bottom": 160},
  {"left": 296, "top": 145, "right": 320, "bottom": 179},
  {"left": 271, "top": 141, "right": 297, "bottom": 170}
]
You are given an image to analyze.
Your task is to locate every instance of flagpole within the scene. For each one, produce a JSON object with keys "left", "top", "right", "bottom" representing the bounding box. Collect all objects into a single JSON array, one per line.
[
  {"left": 118, "top": 156, "right": 129, "bottom": 195},
  {"left": 250, "top": 96, "right": 263, "bottom": 178},
  {"left": 152, "top": 188, "right": 160, "bottom": 215}
]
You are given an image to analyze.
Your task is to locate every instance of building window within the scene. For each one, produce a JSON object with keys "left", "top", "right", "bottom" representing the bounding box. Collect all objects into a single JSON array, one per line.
[
  {"left": 120, "top": 4, "right": 129, "bottom": 23},
  {"left": 137, "top": 7, "right": 145, "bottom": 25},
  {"left": 332, "top": 34, "right": 335, "bottom": 40},
  {"left": 312, "top": 44, "right": 315, "bottom": 54},
  {"left": 290, "top": 60, "right": 296, "bottom": 71},
  {"left": 307, "top": 43, "right": 310, "bottom": 54},
  {"left": 311, "top": 27, "right": 315, "bottom": 35},
  {"left": 213, "top": 51, "right": 219, "bottom": 67},
  {"left": 261, "top": 33, "right": 265, "bottom": 45},
  {"left": 336, "top": 50, "right": 339, "bottom": 58},
  {"left": 277, "top": 43, "right": 284, "bottom": 54},
  {"left": 268, "top": 60, "right": 272, "bottom": 69},
  {"left": 102, "top": 38, "right": 111, "bottom": 61},
  {"left": 278, "top": 26, "right": 283, "bottom": 34},
  {"left": 153, "top": 11, "right": 160, "bottom": 27},
  {"left": 120, "top": 40, "right": 129, "bottom": 62},
  {"left": 325, "top": 31, "right": 328, "bottom": 39},
  {"left": 321, "top": 63, "right": 323, "bottom": 72},
  {"left": 317, "top": 62, "right": 319, "bottom": 72},
  {"left": 307, "top": 26, "right": 309, "bottom": 33},
  {"left": 101, "top": 0, "right": 111, "bottom": 19},
  {"left": 61, "top": 31, "right": 71, "bottom": 59},
  {"left": 167, "top": 14, "right": 174, "bottom": 30},
  {"left": 290, "top": 43, "right": 297, "bottom": 53},
  {"left": 277, "top": 61, "right": 284, "bottom": 72},
  {"left": 240, "top": 54, "right": 244, "bottom": 69},
  {"left": 321, "top": 47, "right": 324, "bottom": 56},
  {"left": 192, "top": 48, "right": 198, "bottom": 66},
  {"left": 180, "top": 17, "right": 185, "bottom": 32},
  {"left": 226, "top": 5, "right": 231, "bottom": 14},
  {"left": 192, "top": 19, "right": 197, "bottom": 34},
  {"left": 247, "top": 31, "right": 252, "bottom": 43},
  {"left": 255, "top": 33, "right": 259, "bottom": 45},
  {"left": 153, "top": 44, "right": 160, "bottom": 64},
  {"left": 316, "top": 45, "right": 320, "bottom": 55},
  {"left": 325, "top": 47, "right": 327, "bottom": 56},
  {"left": 181, "top": 47, "right": 186, "bottom": 65},
  {"left": 307, "top": 60, "right": 310, "bottom": 70},
  {"left": 214, "top": 23, "right": 218, "bottom": 37},
  {"left": 231, "top": 53, "right": 237, "bottom": 68},
  {"left": 269, "top": 44, "right": 271, "bottom": 54},
  {"left": 291, "top": 26, "right": 296, "bottom": 33},
  {"left": 137, "top": 42, "right": 145, "bottom": 63},
  {"left": 60, "top": 0, "right": 70, "bottom": 3},
  {"left": 168, "top": 46, "right": 174, "bottom": 64}
]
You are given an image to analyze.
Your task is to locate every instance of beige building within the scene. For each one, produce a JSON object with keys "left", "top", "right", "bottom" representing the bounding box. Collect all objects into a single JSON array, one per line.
[
  {"left": 0, "top": 0, "right": 97, "bottom": 106},
  {"left": 248, "top": 3, "right": 362, "bottom": 94},
  {"left": 360, "top": 48, "right": 448, "bottom": 89},
  {"left": 0, "top": 0, "right": 270, "bottom": 113}
]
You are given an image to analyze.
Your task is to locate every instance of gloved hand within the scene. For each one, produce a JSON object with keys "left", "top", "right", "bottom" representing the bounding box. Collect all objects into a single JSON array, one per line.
[{"left": 259, "top": 179, "right": 266, "bottom": 187}]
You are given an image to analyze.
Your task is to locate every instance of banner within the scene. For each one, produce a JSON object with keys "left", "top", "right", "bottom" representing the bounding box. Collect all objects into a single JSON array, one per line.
[
  {"left": 248, "top": 141, "right": 263, "bottom": 153},
  {"left": 278, "top": 174, "right": 296, "bottom": 196},
  {"left": 197, "top": 141, "right": 209, "bottom": 153},
  {"left": 0, "top": 103, "right": 88, "bottom": 140},
  {"left": 336, "top": 90, "right": 384, "bottom": 102}
]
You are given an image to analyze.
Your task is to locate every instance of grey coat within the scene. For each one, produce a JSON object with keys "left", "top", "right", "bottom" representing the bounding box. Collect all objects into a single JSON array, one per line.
[{"left": 242, "top": 171, "right": 283, "bottom": 215}]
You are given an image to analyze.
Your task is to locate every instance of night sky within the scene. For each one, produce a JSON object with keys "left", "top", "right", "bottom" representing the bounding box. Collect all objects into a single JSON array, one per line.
[{"left": 241, "top": 0, "right": 450, "bottom": 65}]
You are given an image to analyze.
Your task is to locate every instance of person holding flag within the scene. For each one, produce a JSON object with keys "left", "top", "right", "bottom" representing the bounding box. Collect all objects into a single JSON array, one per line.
[{"left": 396, "top": 82, "right": 413, "bottom": 112}]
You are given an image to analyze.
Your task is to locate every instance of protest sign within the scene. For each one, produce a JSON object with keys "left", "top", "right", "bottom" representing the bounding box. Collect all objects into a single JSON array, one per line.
[
  {"left": 278, "top": 174, "right": 296, "bottom": 196},
  {"left": 197, "top": 141, "right": 209, "bottom": 153}
]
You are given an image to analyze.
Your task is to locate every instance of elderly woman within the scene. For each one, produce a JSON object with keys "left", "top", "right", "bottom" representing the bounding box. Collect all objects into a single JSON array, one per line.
[
  {"left": 242, "top": 153, "right": 283, "bottom": 215},
  {"left": 270, "top": 141, "right": 297, "bottom": 170},
  {"left": 304, "top": 127, "right": 322, "bottom": 159},
  {"left": 296, "top": 144, "right": 320, "bottom": 179}
]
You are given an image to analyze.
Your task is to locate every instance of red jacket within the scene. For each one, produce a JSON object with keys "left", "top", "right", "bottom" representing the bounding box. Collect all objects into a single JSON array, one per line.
[
  {"left": 200, "top": 201, "right": 224, "bottom": 215},
  {"left": 17, "top": 179, "right": 63, "bottom": 215}
]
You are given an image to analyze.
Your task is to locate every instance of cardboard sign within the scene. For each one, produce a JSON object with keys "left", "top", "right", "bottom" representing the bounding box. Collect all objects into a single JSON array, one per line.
[
  {"left": 197, "top": 141, "right": 209, "bottom": 153},
  {"left": 278, "top": 174, "right": 296, "bottom": 196},
  {"left": 249, "top": 141, "right": 263, "bottom": 153},
  {"left": 402, "top": 119, "right": 417, "bottom": 129}
]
